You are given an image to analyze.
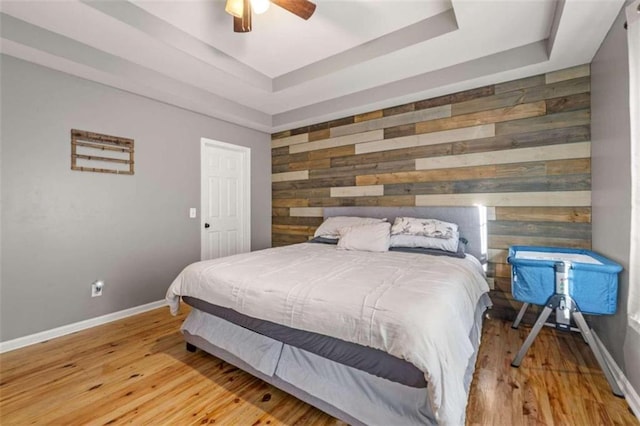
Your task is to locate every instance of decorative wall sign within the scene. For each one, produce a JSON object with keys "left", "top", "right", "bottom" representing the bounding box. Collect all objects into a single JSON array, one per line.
[{"left": 71, "top": 129, "right": 134, "bottom": 175}]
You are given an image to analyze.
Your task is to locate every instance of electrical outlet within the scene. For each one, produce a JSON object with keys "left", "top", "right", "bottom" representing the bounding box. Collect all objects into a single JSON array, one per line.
[{"left": 91, "top": 280, "right": 104, "bottom": 297}]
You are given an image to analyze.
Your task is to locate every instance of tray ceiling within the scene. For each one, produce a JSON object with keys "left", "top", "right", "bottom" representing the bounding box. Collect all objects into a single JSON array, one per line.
[{"left": 0, "top": 0, "right": 625, "bottom": 133}]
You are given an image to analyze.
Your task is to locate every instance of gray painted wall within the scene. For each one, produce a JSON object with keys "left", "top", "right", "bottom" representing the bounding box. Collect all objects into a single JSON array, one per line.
[
  {"left": 0, "top": 55, "right": 271, "bottom": 341},
  {"left": 591, "top": 4, "right": 639, "bottom": 398}
]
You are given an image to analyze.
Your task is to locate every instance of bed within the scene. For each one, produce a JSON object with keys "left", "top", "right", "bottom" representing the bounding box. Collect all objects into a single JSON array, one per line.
[{"left": 166, "top": 207, "right": 492, "bottom": 426}]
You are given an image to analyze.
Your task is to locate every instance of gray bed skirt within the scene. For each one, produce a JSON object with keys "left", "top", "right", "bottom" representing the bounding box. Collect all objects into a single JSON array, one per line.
[{"left": 180, "top": 293, "right": 491, "bottom": 426}]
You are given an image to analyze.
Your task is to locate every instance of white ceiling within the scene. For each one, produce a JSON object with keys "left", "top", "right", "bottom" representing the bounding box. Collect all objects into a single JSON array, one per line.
[
  {"left": 0, "top": 0, "right": 625, "bottom": 133},
  {"left": 134, "top": 0, "right": 454, "bottom": 77}
]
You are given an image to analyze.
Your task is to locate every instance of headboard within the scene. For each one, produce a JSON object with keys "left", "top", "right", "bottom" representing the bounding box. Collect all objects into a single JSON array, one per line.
[{"left": 323, "top": 206, "right": 488, "bottom": 263}]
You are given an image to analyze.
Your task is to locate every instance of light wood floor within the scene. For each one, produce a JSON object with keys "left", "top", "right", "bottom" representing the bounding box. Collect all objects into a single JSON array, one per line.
[{"left": 1, "top": 305, "right": 637, "bottom": 425}]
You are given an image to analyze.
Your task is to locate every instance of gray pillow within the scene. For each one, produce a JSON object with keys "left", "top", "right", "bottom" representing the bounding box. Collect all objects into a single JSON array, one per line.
[
  {"left": 390, "top": 241, "right": 466, "bottom": 259},
  {"left": 308, "top": 236, "right": 338, "bottom": 245},
  {"left": 389, "top": 233, "right": 459, "bottom": 252}
]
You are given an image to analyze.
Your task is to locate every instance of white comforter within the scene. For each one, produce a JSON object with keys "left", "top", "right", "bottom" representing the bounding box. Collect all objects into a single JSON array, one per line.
[{"left": 166, "top": 243, "right": 489, "bottom": 425}]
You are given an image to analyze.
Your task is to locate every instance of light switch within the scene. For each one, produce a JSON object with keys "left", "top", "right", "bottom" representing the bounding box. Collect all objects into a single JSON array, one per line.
[{"left": 189, "top": 208, "right": 197, "bottom": 218}]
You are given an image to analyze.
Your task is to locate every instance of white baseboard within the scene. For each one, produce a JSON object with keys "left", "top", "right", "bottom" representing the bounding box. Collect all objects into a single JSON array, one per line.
[
  {"left": 0, "top": 300, "right": 167, "bottom": 354},
  {"left": 593, "top": 331, "right": 640, "bottom": 419}
]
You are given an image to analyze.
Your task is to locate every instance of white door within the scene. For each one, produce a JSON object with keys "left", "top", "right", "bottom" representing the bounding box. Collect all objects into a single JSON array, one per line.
[{"left": 201, "top": 138, "right": 251, "bottom": 260}]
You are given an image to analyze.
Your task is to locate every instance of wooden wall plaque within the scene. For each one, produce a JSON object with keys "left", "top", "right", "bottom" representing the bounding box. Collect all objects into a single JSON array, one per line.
[{"left": 71, "top": 129, "right": 134, "bottom": 175}]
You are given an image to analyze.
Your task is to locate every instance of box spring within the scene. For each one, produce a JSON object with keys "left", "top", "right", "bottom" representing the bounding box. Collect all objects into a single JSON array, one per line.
[{"left": 182, "top": 296, "right": 427, "bottom": 388}]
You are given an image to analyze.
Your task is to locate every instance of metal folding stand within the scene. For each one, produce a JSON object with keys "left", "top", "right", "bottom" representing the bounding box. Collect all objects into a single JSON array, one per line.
[{"left": 510, "top": 261, "right": 624, "bottom": 397}]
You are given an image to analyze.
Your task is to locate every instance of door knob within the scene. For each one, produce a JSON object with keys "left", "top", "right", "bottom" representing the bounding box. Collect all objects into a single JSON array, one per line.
[{"left": 204, "top": 223, "right": 210, "bottom": 228}]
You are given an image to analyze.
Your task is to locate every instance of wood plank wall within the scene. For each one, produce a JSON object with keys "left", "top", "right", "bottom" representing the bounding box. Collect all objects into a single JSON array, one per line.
[{"left": 270, "top": 64, "right": 591, "bottom": 320}]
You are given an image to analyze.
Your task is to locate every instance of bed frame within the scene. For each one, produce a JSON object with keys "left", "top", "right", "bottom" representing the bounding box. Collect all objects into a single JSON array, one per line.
[{"left": 180, "top": 206, "right": 490, "bottom": 425}]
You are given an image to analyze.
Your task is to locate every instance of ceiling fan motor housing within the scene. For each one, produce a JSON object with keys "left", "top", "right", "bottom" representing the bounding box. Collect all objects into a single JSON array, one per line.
[{"left": 228, "top": 0, "right": 316, "bottom": 33}]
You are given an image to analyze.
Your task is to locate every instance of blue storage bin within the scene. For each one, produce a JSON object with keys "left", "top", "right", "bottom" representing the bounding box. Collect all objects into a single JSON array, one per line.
[{"left": 507, "top": 246, "right": 622, "bottom": 315}]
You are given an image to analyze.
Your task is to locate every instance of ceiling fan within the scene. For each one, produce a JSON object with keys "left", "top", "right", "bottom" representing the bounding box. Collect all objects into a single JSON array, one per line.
[{"left": 224, "top": 0, "right": 316, "bottom": 33}]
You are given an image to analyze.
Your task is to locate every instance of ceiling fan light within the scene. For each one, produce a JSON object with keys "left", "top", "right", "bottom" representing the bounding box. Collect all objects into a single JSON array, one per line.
[
  {"left": 250, "top": 0, "right": 270, "bottom": 15},
  {"left": 225, "top": 0, "right": 244, "bottom": 18}
]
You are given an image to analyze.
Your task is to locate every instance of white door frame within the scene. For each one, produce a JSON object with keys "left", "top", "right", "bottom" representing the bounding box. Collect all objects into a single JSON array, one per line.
[{"left": 200, "top": 138, "right": 251, "bottom": 260}]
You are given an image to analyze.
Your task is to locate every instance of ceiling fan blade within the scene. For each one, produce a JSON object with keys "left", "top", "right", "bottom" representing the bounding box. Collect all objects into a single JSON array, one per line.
[
  {"left": 233, "top": 0, "right": 252, "bottom": 32},
  {"left": 271, "top": 0, "right": 316, "bottom": 20},
  {"left": 233, "top": 15, "right": 252, "bottom": 32}
]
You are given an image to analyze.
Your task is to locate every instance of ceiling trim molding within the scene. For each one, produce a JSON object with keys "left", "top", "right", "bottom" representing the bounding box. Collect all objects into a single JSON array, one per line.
[
  {"left": 0, "top": 12, "right": 272, "bottom": 131},
  {"left": 0, "top": 0, "right": 626, "bottom": 133},
  {"left": 546, "top": 0, "right": 566, "bottom": 58},
  {"left": 273, "top": 8, "right": 459, "bottom": 91},
  {"left": 272, "top": 40, "right": 549, "bottom": 131},
  {"left": 81, "top": 0, "right": 273, "bottom": 92}
]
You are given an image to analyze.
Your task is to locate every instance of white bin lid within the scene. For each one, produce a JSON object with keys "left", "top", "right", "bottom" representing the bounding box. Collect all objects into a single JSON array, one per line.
[{"left": 514, "top": 251, "right": 603, "bottom": 265}]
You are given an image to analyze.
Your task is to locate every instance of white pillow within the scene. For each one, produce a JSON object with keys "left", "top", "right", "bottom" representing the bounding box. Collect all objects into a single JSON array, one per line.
[
  {"left": 337, "top": 222, "right": 391, "bottom": 252},
  {"left": 314, "top": 216, "right": 387, "bottom": 239},
  {"left": 391, "top": 217, "right": 458, "bottom": 240},
  {"left": 389, "top": 233, "right": 459, "bottom": 253}
]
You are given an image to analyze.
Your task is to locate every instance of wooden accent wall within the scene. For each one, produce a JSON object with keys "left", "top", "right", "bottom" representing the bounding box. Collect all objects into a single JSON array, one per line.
[{"left": 271, "top": 64, "right": 592, "bottom": 320}]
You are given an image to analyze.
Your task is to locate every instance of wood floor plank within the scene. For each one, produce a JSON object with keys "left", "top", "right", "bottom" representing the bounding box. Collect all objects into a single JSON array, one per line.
[{"left": 1, "top": 305, "right": 637, "bottom": 426}]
